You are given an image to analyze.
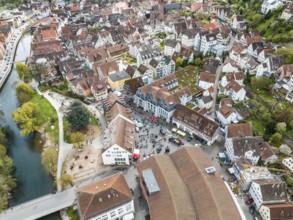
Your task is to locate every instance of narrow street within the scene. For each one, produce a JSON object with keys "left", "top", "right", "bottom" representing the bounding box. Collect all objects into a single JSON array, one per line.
[{"left": 210, "top": 64, "right": 223, "bottom": 119}]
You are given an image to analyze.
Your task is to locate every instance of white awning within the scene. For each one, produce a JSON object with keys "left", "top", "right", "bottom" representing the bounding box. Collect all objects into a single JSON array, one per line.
[
  {"left": 228, "top": 167, "right": 235, "bottom": 174},
  {"left": 123, "top": 213, "right": 134, "bottom": 220}
]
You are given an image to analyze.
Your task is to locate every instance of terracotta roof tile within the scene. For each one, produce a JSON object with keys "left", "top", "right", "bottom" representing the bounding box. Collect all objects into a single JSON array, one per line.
[
  {"left": 137, "top": 147, "right": 242, "bottom": 220},
  {"left": 77, "top": 173, "right": 133, "bottom": 220}
]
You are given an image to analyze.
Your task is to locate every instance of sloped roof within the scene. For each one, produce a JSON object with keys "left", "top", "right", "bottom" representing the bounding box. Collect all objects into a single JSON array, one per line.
[
  {"left": 232, "top": 136, "right": 264, "bottom": 157},
  {"left": 253, "top": 179, "right": 287, "bottom": 202},
  {"left": 137, "top": 147, "right": 242, "bottom": 220},
  {"left": 77, "top": 173, "right": 133, "bottom": 220},
  {"left": 226, "top": 123, "right": 253, "bottom": 138},
  {"left": 124, "top": 77, "right": 144, "bottom": 95},
  {"left": 262, "top": 203, "right": 293, "bottom": 219},
  {"left": 199, "top": 72, "right": 216, "bottom": 83},
  {"left": 173, "top": 104, "right": 219, "bottom": 140}
]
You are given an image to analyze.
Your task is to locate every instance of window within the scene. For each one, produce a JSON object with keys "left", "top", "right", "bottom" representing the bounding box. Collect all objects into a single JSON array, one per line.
[
  {"left": 126, "top": 204, "right": 132, "bottom": 211},
  {"left": 118, "top": 208, "right": 124, "bottom": 215},
  {"left": 110, "top": 211, "right": 116, "bottom": 217},
  {"left": 101, "top": 215, "right": 108, "bottom": 220}
]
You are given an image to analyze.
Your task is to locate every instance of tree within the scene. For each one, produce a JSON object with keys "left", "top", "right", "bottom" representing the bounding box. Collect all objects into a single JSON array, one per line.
[
  {"left": 15, "top": 82, "right": 35, "bottom": 104},
  {"left": 289, "top": 119, "right": 293, "bottom": 129},
  {"left": 261, "top": 112, "right": 271, "bottom": 122},
  {"left": 70, "top": 132, "right": 85, "bottom": 148},
  {"left": 0, "top": 128, "right": 7, "bottom": 146},
  {"left": 279, "top": 144, "right": 292, "bottom": 155},
  {"left": 276, "top": 108, "right": 293, "bottom": 123},
  {"left": 270, "top": 132, "right": 282, "bottom": 145},
  {"left": 251, "top": 76, "right": 272, "bottom": 91},
  {"left": 60, "top": 173, "right": 73, "bottom": 188},
  {"left": 276, "top": 122, "right": 287, "bottom": 134},
  {"left": 175, "top": 57, "right": 184, "bottom": 69},
  {"left": 194, "top": 58, "right": 203, "bottom": 67},
  {"left": 32, "top": 63, "right": 49, "bottom": 84},
  {"left": 66, "top": 101, "right": 90, "bottom": 131},
  {"left": 12, "top": 102, "right": 40, "bottom": 136},
  {"left": 41, "top": 148, "right": 58, "bottom": 175},
  {"left": 16, "top": 62, "right": 32, "bottom": 83},
  {"left": 283, "top": 174, "right": 293, "bottom": 187}
]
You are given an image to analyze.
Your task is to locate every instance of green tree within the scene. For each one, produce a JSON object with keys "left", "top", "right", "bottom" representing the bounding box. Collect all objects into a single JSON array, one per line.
[
  {"left": 0, "top": 138, "right": 16, "bottom": 212},
  {"left": 0, "top": 128, "right": 7, "bottom": 146},
  {"left": 276, "top": 122, "right": 287, "bottom": 134},
  {"left": 175, "top": 57, "right": 184, "bottom": 69},
  {"left": 66, "top": 101, "right": 90, "bottom": 131},
  {"left": 41, "top": 148, "right": 58, "bottom": 175},
  {"left": 16, "top": 62, "right": 32, "bottom": 83},
  {"left": 60, "top": 173, "right": 73, "bottom": 188},
  {"left": 32, "top": 63, "right": 49, "bottom": 84},
  {"left": 12, "top": 102, "right": 40, "bottom": 136},
  {"left": 70, "top": 132, "right": 85, "bottom": 148},
  {"left": 270, "top": 132, "right": 282, "bottom": 145},
  {"left": 283, "top": 174, "right": 293, "bottom": 187},
  {"left": 289, "top": 119, "right": 293, "bottom": 129},
  {"left": 15, "top": 82, "right": 35, "bottom": 104},
  {"left": 261, "top": 112, "right": 271, "bottom": 122},
  {"left": 194, "top": 58, "right": 203, "bottom": 67},
  {"left": 251, "top": 76, "right": 272, "bottom": 91}
]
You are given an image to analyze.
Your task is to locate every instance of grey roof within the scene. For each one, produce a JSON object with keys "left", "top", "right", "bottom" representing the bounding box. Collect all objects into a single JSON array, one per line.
[
  {"left": 202, "top": 96, "right": 213, "bottom": 104},
  {"left": 142, "top": 168, "right": 160, "bottom": 195},
  {"left": 108, "top": 71, "right": 130, "bottom": 82},
  {"left": 253, "top": 179, "right": 287, "bottom": 202},
  {"left": 165, "top": 39, "right": 178, "bottom": 48},
  {"left": 232, "top": 136, "right": 264, "bottom": 158},
  {"left": 149, "top": 58, "right": 159, "bottom": 68},
  {"left": 269, "top": 55, "right": 284, "bottom": 71},
  {"left": 140, "top": 48, "right": 162, "bottom": 60},
  {"left": 164, "top": 3, "right": 182, "bottom": 12},
  {"left": 251, "top": 42, "right": 264, "bottom": 51}
]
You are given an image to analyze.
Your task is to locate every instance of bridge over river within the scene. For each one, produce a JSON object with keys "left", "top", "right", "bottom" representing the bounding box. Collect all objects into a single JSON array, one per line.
[{"left": 0, "top": 188, "right": 76, "bottom": 220}]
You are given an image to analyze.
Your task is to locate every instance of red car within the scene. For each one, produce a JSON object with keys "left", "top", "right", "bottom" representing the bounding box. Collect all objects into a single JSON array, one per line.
[{"left": 245, "top": 198, "right": 254, "bottom": 206}]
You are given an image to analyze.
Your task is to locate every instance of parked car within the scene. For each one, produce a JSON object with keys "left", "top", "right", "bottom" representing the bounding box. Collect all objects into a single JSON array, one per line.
[
  {"left": 245, "top": 198, "right": 254, "bottom": 206},
  {"left": 250, "top": 206, "right": 256, "bottom": 215}
]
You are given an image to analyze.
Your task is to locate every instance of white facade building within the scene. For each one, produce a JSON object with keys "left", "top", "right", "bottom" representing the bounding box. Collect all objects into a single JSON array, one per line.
[
  {"left": 224, "top": 80, "right": 246, "bottom": 101},
  {"left": 216, "top": 105, "right": 238, "bottom": 126},
  {"left": 249, "top": 179, "right": 286, "bottom": 210},
  {"left": 77, "top": 173, "right": 135, "bottom": 220},
  {"left": 282, "top": 157, "right": 293, "bottom": 171},
  {"left": 261, "top": 0, "right": 284, "bottom": 14},
  {"left": 233, "top": 163, "right": 272, "bottom": 191}
]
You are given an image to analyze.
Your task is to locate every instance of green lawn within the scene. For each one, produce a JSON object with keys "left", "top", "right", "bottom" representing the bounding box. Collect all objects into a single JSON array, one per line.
[
  {"left": 89, "top": 113, "right": 98, "bottom": 126},
  {"left": 67, "top": 207, "right": 79, "bottom": 220},
  {"left": 30, "top": 94, "right": 59, "bottom": 142},
  {"left": 63, "top": 118, "right": 71, "bottom": 143},
  {"left": 63, "top": 112, "right": 97, "bottom": 143},
  {"left": 186, "top": 102, "right": 195, "bottom": 109},
  {"left": 175, "top": 66, "right": 199, "bottom": 94},
  {"left": 245, "top": 118, "right": 266, "bottom": 136}
]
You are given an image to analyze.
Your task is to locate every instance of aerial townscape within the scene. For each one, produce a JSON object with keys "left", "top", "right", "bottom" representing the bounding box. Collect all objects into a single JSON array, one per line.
[{"left": 0, "top": 0, "right": 293, "bottom": 219}]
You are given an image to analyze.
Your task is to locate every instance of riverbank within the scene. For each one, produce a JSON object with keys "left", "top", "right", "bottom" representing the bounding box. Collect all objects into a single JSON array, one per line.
[
  {"left": 0, "top": 23, "right": 29, "bottom": 90},
  {"left": 0, "top": 128, "right": 17, "bottom": 212},
  {"left": 0, "top": 33, "right": 54, "bottom": 207},
  {"left": 13, "top": 84, "right": 60, "bottom": 177}
]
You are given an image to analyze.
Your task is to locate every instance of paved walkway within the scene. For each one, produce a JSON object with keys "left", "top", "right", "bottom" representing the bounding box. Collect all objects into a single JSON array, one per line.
[
  {"left": 0, "top": 188, "right": 75, "bottom": 220},
  {"left": 210, "top": 64, "right": 223, "bottom": 119},
  {"left": 34, "top": 88, "right": 107, "bottom": 190},
  {"left": 42, "top": 91, "right": 74, "bottom": 191},
  {"left": 31, "top": 82, "right": 74, "bottom": 191},
  {"left": 0, "top": 23, "right": 29, "bottom": 88}
]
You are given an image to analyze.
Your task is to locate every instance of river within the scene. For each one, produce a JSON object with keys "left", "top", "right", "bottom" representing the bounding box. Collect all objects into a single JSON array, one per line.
[{"left": 0, "top": 34, "right": 61, "bottom": 219}]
